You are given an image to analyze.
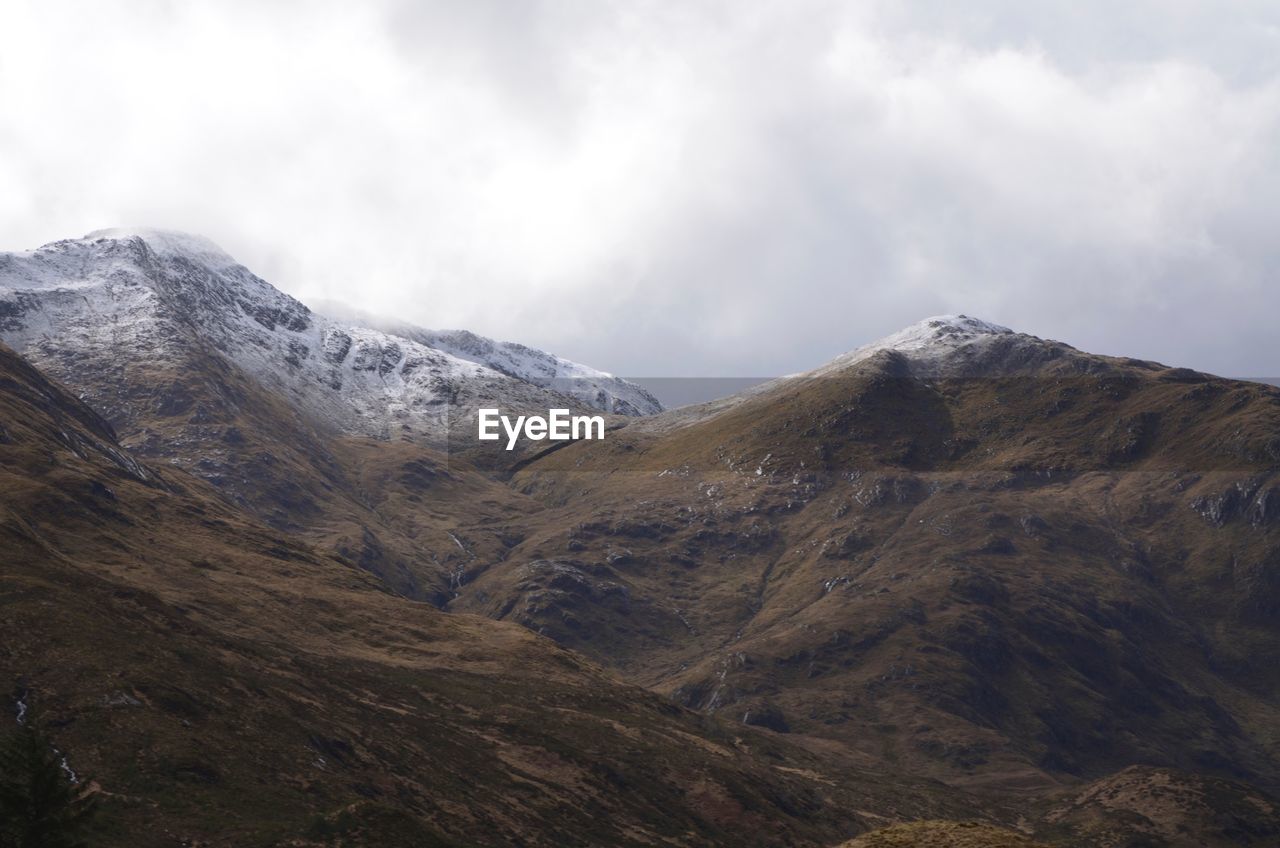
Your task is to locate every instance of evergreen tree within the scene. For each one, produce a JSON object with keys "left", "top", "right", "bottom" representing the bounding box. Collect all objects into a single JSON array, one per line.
[{"left": 0, "top": 714, "right": 97, "bottom": 848}]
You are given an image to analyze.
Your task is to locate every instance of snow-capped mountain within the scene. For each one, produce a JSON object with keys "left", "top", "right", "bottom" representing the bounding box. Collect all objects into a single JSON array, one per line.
[
  {"left": 0, "top": 229, "right": 661, "bottom": 445},
  {"left": 817, "top": 314, "right": 1067, "bottom": 377},
  {"left": 313, "top": 301, "right": 662, "bottom": 416},
  {"left": 839, "top": 314, "right": 1014, "bottom": 360},
  {"left": 631, "top": 314, "right": 1079, "bottom": 432}
]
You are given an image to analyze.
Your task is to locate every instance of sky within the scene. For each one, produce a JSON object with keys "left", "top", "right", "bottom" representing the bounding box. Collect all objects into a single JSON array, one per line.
[{"left": 2, "top": 1, "right": 1279, "bottom": 379}]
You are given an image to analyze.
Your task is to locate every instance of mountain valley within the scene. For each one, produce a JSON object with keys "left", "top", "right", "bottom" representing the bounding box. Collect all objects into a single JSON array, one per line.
[{"left": 3, "top": 231, "right": 1280, "bottom": 846}]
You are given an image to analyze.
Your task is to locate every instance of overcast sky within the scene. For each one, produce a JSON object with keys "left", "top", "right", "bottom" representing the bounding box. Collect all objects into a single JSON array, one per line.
[{"left": 3, "top": 1, "right": 1279, "bottom": 378}]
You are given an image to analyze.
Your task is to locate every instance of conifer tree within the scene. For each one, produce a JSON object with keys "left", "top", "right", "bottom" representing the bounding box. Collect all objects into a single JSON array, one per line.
[{"left": 0, "top": 711, "right": 97, "bottom": 848}]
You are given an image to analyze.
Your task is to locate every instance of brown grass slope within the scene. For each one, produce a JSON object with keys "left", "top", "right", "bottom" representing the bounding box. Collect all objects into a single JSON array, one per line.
[
  {"left": 451, "top": 338, "right": 1280, "bottom": 835},
  {"left": 1038, "top": 766, "right": 1280, "bottom": 847},
  {"left": 838, "top": 820, "right": 1050, "bottom": 847},
  {"left": 1, "top": 232, "right": 657, "bottom": 610},
  {"left": 0, "top": 340, "right": 990, "bottom": 846},
  {"left": 10, "top": 264, "right": 1280, "bottom": 847},
  {"left": 23, "top": 319, "right": 542, "bottom": 604}
]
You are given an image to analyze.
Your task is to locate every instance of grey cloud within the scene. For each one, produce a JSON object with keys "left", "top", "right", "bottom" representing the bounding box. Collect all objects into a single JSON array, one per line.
[{"left": 1, "top": 0, "right": 1278, "bottom": 379}]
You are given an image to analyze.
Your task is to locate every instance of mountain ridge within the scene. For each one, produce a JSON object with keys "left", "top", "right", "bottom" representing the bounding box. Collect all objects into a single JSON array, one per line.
[
  {"left": 5, "top": 228, "right": 1280, "bottom": 845},
  {"left": 3, "top": 337, "right": 948, "bottom": 846},
  {"left": 0, "top": 229, "right": 661, "bottom": 443},
  {"left": 313, "top": 298, "right": 663, "bottom": 416}
]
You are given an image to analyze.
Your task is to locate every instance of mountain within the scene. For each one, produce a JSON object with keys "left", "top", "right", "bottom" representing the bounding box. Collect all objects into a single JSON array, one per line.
[
  {"left": 0, "top": 337, "right": 998, "bottom": 846},
  {"left": 453, "top": 315, "right": 1280, "bottom": 832},
  {"left": 313, "top": 299, "right": 662, "bottom": 416},
  {"left": 0, "top": 230, "right": 658, "bottom": 600},
  {"left": 5, "top": 224, "right": 1280, "bottom": 847},
  {"left": 0, "top": 228, "right": 657, "bottom": 444}
]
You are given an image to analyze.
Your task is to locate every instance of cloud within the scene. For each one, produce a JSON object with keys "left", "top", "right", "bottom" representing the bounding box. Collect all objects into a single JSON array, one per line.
[{"left": 2, "top": 0, "right": 1278, "bottom": 377}]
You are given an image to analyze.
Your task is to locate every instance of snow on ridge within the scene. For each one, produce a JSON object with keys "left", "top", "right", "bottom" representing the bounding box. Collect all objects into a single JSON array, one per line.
[
  {"left": 639, "top": 313, "right": 1040, "bottom": 431},
  {"left": 313, "top": 301, "right": 663, "bottom": 416},
  {"left": 816, "top": 314, "right": 1032, "bottom": 377},
  {"left": 395, "top": 327, "right": 663, "bottom": 415},
  {"left": 0, "top": 230, "right": 659, "bottom": 447},
  {"left": 869, "top": 314, "right": 1014, "bottom": 352},
  {"left": 81, "top": 228, "right": 239, "bottom": 268}
]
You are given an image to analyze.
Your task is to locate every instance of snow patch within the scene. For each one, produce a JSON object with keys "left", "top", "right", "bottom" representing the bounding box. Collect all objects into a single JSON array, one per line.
[
  {"left": 314, "top": 301, "right": 662, "bottom": 416},
  {"left": 818, "top": 314, "right": 1021, "bottom": 377}
]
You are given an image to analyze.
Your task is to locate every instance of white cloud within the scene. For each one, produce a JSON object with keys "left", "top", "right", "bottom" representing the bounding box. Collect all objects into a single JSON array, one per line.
[{"left": 2, "top": 0, "right": 1278, "bottom": 377}]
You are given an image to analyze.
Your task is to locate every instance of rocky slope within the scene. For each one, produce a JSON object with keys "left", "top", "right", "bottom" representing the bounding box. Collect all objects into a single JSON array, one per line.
[
  {"left": 0, "top": 230, "right": 658, "bottom": 600},
  {"left": 1039, "top": 766, "right": 1280, "bottom": 846},
  {"left": 454, "top": 316, "right": 1280, "bottom": 836},
  {"left": 1, "top": 338, "right": 989, "bottom": 846},
  {"left": 5, "top": 224, "right": 1280, "bottom": 847},
  {"left": 839, "top": 821, "right": 1052, "bottom": 847}
]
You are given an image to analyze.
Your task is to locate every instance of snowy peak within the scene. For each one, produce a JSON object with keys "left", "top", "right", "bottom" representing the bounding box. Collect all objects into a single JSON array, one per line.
[
  {"left": 0, "top": 229, "right": 662, "bottom": 448},
  {"left": 82, "top": 228, "right": 241, "bottom": 269},
  {"left": 869, "top": 314, "right": 1014, "bottom": 352},
  {"left": 820, "top": 314, "right": 1063, "bottom": 378},
  {"left": 13, "top": 228, "right": 245, "bottom": 288},
  {"left": 4, "top": 228, "right": 312, "bottom": 340}
]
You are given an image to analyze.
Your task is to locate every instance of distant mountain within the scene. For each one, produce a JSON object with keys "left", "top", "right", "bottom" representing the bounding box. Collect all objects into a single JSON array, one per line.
[
  {"left": 0, "top": 229, "right": 664, "bottom": 600},
  {"left": 314, "top": 299, "right": 662, "bottom": 416},
  {"left": 0, "top": 229, "right": 660, "bottom": 446}
]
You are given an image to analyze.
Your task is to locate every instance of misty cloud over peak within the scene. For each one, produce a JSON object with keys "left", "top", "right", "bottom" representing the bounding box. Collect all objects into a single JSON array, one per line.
[{"left": 3, "top": 1, "right": 1278, "bottom": 378}]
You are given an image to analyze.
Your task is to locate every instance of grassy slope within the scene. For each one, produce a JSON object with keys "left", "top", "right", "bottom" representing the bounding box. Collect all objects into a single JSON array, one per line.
[
  {"left": 444, "top": 349, "right": 1280, "bottom": 839},
  {"left": 1, "top": 341, "right": 989, "bottom": 846}
]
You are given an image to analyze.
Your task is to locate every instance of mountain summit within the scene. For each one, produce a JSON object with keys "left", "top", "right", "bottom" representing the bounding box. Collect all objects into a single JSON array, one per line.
[
  {"left": 858, "top": 314, "right": 1014, "bottom": 352},
  {"left": 0, "top": 229, "right": 661, "bottom": 443},
  {"left": 819, "top": 314, "right": 1081, "bottom": 379}
]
